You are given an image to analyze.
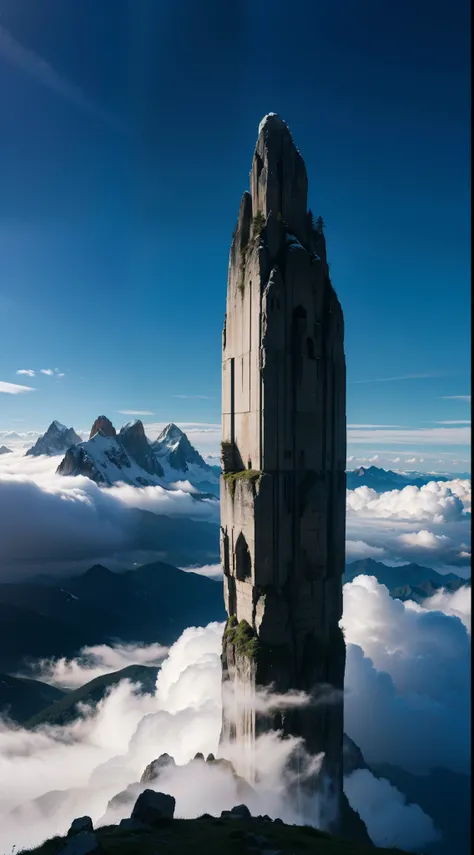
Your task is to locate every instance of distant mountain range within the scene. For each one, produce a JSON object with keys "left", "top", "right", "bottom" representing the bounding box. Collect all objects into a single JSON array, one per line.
[
  {"left": 25, "top": 415, "right": 220, "bottom": 495},
  {"left": 16, "top": 420, "right": 470, "bottom": 496},
  {"left": 0, "top": 561, "right": 226, "bottom": 673},
  {"left": 346, "top": 465, "right": 458, "bottom": 492},
  {"left": 345, "top": 558, "right": 469, "bottom": 602},
  {"left": 1, "top": 554, "right": 467, "bottom": 676}
]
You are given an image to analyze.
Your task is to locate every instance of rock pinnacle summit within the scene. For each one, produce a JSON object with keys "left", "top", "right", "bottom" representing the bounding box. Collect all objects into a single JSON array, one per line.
[{"left": 220, "top": 115, "right": 347, "bottom": 827}]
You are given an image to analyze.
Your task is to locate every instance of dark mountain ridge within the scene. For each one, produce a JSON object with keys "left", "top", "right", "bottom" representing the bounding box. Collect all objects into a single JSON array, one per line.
[{"left": 0, "top": 561, "right": 226, "bottom": 672}]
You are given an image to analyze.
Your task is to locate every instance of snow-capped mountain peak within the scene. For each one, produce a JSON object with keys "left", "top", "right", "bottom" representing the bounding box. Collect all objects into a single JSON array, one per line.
[
  {"left": 119, "top": 420, "right": 164, "bottom": 478},
  {"left": 156, "top": 422, "right": 184, "bottom": 447},
  {"left": 25, "top": 421, "right": 82, "bottom": 458},
  {"left": 55, "top": 415, "right": 219, "bottom": 495}
]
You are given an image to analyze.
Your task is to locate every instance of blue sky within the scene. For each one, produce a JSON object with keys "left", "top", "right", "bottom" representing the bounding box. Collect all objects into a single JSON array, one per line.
[{"left": 0, "top": 0, "right": 470, "bottom": 469}]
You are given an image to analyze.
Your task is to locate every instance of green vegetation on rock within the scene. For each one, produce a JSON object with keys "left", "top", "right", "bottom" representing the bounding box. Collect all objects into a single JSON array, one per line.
[
  {"left": 223, "top": 470, "right": 261, "bottom": 498},
  {"left": 252, "top": 210, "right": 265, "bottom": 236},
  {"left": 225, "top": 617, "right": 259, "bottom": 661}
]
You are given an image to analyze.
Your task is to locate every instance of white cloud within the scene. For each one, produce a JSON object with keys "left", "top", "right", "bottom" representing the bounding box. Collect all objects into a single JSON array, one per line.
[
  {"left": 28, "top": 642, "right": 169, "bottom": 689},
  {"left": 347, "top": 424, "right": 406, "bottom": 428},
  {"left": 345, "top": 541, "right": 387, "bottom": 561},
  {"left": 413, "top": 584, "right": 471, "bottom": 633},
  {"left": 172, "top": 395, "right": 213, "bottom": 400},
  {"left": 16, "top": 369, "right": 36, "bottom": 377},
  {"left": 442, "top": 396, "right": 471, "bottom": 402},
  {"left": 342, "top": 576, "right": 470, "bottom": 776},
  {"left": 347, "top": 426, "right": 470, "bottom": 446},
  {"left": 1, "top": 603, "right": 459, "bottom": 854},
  {"left": 344, "top": 770, "right": 440, "bottom": 850},
  {"left": 180, "top": 563, "right": 223, "bottom": 578},
  {"left": 0, "top": 380, "right": 36, "bottom": 394},
  {"left": 347, "top": 479, "right": 471, "bottom": 522},
  {"left": 40, "top": 369, "right": 55, "bottom": 376},
  {"left": 350, "top": 372, "right": 449, "bottom": 384},
  {"left": 0, "top": 624, "right": 326, "bottom": 852},
  {"left": 398, "top": 529, "right": 450, "bottom": 550},
  {"left": 0, "top": 450, "right": 218, "bottom": 579},
  {"left": 1, "top": 453, "right": 470, "bottom": 577},
  {"left": 117, "top": 410, "right": 155, "bottom": 416}
]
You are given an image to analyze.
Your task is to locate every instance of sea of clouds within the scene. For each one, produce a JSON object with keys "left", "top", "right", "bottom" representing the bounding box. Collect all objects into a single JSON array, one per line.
[
  {"left": 0, "top": 576, "right": 470, "bottom": 854},
  {"left": 0, "top": 449, "right": 470, "bottom": 579},
  {"left": 0, "top": 448, "right": 470, "bottom": 853}
]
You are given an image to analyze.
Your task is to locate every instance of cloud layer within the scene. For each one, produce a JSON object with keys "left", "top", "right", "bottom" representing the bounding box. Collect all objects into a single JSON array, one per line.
[
  {"left": 0, "top": 451, "right": 470, "bottom": 579},
  {"left": 0, "top": 450, "right": 218, "bottom": 579},
  {"left": 2, "top": 583, "right": 464, "bottom": 853},
  {"left": 346, "top": 480, "right": 471, "bottom": 571},
  {"left": 29, "top": 642, "right": 169, "bottom": 689},
  {"left": 0, "top": 380, "right": 35, "bottom": 394},
  {"left": 342, "top": 575, "right": 471, "bottom": 776}
]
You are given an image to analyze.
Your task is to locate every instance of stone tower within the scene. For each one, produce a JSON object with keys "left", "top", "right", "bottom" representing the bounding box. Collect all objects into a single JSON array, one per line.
[{"left": 220, "top": 114, "right": 346, "bottom": 818}]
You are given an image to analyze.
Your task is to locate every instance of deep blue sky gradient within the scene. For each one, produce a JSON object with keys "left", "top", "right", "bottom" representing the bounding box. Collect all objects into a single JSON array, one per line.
[{"left": 0, "top": 0, "right": 470, "bottom": 464}]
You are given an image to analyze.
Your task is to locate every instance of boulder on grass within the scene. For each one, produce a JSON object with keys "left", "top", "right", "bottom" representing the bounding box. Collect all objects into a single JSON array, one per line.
[
  {"left": 59, "top": 831, "right": 101, "bottom": 855},
  {"left": 221, "top": 803, "right": 252, "bottom": 820},
  {"left": 68, "top": 817, "right": 93, "bottom": 835},
  {"left": 131, "top": 789, "right": 175, "bottom": 826}
]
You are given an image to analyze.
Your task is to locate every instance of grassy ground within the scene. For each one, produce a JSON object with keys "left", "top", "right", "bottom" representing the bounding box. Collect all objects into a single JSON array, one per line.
[{"left": 20, "top": 817, "right": 408, "bottom": 855}]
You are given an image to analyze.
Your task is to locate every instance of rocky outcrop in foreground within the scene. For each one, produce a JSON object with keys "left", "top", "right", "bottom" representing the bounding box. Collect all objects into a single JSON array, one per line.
[{"left": 22, "top": 790, "right": 407, "bottom": 855}]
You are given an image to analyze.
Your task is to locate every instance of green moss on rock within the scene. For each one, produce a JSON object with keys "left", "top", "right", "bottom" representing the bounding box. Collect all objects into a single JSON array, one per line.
[
  {"left": 225, "top": 617, "right": 259, "bottom": 661},
  {"left": 223, "top": 470, "right": 261, "bottom": 498},
  {"left": 252, "top": 210, "right": 265, "bottom": 236}
]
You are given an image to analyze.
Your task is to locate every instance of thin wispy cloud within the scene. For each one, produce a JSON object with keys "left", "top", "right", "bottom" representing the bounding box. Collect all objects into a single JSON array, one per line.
[
  {"left": 40, "top": 368, "right": 65, "bottom": 378},
  {"left": 0, "top": 380, "right": 36, "bottom": 395},
  {"left": 347, "top": 424, "right": 407, "bottom": 428},
  {"left": 0, "top": 24, "right": 126, "bottom": 134},
  {"left": 442, "top": 395, "right": 471, "bottom": 402},
  {"left": 16, "top": 369, "right": 35, "bottom": 377},
  {"left": 117, "top": 410, "right": 155, "bottom": 416},
  {"left": 347, "top": 426, "right": 470, "bottom": 446},
  {"left": 349, "top": 371, "right": 450, "bottom": 385},
  {"left": 172, "top": 395, "right": 214, "bottom": 400},
  {"left": 433, "top": 421, "right": 471, "bottom": 425}
]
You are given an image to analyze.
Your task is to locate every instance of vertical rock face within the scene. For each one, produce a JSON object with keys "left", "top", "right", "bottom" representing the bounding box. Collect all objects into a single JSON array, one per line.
[{"left": 220, "top": 115, "right": 346, "bottom": 822}]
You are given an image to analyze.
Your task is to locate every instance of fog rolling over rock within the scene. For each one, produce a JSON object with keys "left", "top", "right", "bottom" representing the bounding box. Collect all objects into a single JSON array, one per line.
[
  {"left": 26, "top": 421, "right": 82, "bottom": 457},
  {"left": 56, "top": 415, "right": 218, "bottom": 493}
]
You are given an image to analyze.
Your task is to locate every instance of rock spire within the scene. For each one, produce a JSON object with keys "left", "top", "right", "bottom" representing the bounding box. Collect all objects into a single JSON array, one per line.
[{"left": 220, "top": 115, "right": 347, "bottom": 828}]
